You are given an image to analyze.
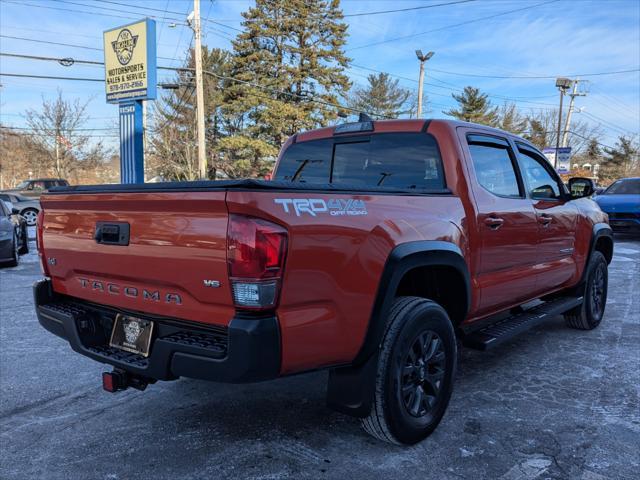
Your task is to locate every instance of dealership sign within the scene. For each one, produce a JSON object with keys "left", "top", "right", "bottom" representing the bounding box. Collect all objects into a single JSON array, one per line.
[
  {"left": 103, "top": 19, "right": 156, "bottom": 103},
  {"left": 543, "top": 147, "right": 572, "bottom": 174}
]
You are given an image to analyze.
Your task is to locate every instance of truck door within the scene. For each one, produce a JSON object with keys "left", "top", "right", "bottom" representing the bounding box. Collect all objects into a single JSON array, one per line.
[
  {"left": 462, "top": 132, "right": 540, "bottom": 315},
  {"left": 514, "top": 143, "right": 579, "bottom": 291}
]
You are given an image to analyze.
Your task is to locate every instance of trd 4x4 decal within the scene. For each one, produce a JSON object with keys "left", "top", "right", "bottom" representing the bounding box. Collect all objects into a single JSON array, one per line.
[{"left": 274, "top": 198, "right": 368, "bottom": 217}]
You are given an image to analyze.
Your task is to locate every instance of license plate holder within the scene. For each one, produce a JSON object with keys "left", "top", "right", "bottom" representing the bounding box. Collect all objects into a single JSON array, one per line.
[{"left": 109, "top": 314, "right": 154, "bottom": 357}]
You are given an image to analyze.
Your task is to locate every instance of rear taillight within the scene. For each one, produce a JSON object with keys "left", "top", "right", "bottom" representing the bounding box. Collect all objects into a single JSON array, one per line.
[
  {"left": 36, "top": 210, "right": 49, "bottom": 277},
  {"left": 227, "top": 215, "right": 288, "bottom": 310}
]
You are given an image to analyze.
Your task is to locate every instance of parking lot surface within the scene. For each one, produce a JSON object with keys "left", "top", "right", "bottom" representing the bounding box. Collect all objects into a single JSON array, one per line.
[{"left": 1, "top": 237, "right": 639, "bottom": 480}]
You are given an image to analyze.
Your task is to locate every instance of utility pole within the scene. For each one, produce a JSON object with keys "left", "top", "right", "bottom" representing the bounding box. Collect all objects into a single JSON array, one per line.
[
  {"left": 554, "top": 77, "right": 572, "bottom": 169},
  {"left": 191, "top": 0, "right": 207, "bottom": 179},
  {"left": 415, "top": 50, "right": 434, "bottom": 118},
  {"left": 561, "top": 78, "right": 587, "bottom": 147}
]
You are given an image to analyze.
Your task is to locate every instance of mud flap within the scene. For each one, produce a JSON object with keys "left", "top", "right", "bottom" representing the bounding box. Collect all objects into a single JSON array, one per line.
[{"left": 326, "top": 352, "right": 378, "bottom": 418}]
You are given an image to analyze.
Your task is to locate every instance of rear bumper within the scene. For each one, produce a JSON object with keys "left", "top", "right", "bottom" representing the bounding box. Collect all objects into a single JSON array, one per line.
[{"left": 34, "top": 279, "right": 281, "bottom": 383}]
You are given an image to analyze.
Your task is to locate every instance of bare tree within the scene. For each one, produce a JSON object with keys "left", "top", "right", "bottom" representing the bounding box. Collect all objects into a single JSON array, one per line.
[
  {"left": 524, "top": 109, "right": 602, "bottom": 155},
  {"left": 25, "top": 90, "right": 108, "bottom": 181}
]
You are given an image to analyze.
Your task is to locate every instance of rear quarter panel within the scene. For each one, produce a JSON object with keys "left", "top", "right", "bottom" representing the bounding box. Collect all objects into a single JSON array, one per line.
[{"left": 227, "top": 191, "right": 466, "bottom": 374}]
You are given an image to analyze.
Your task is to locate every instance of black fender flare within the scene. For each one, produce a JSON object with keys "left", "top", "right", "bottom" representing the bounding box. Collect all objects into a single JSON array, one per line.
[
  {"left": 326, "top": 240, "right": 470, "bottom": 418},
  {"left": 581, "top": 223, "right": 613, "bottom": 282}
]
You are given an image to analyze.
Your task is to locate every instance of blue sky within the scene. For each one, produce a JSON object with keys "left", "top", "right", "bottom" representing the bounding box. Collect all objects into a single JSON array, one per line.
[{"left": 1, "top": 0, "right": 638, "bottom": 151}]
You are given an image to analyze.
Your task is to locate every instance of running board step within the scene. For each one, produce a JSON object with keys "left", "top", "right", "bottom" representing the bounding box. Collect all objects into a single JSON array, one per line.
[{"left": 462, "top": 296, "right": 583, "bottom": 351}]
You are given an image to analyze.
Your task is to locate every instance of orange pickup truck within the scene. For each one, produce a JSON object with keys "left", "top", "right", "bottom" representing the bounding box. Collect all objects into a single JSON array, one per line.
[{"left": 34, "top": 118, "right": 612, "bottom": 444}]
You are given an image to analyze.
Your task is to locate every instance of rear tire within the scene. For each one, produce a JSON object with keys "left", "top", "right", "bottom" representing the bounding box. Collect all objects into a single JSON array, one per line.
[
  {"left": 360, "top": 297, "right": 457, "bottom": 445},
  {"left": 564, "top": 251, "right": 608, "bottom": 330}
]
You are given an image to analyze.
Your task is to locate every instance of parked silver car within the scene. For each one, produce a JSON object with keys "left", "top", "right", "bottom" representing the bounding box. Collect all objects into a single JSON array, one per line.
[{"left": 0, "top": 193, "right": 40, "bottom": 226}]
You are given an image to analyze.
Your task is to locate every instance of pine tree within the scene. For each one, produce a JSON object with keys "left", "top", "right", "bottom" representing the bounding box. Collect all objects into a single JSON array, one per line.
[
  {"left": 585, "top": 138, "right": 602, "bottom": 161},
  {"left": 348, "top": 73, "right": 412, "bottom": 119},
  {"left": 444, "top": 86, "right": 498, "bottom": 126},
  {"left": 221, "top": 0, "right": 351, "bottom": 176},
  {"left": 600, "top": 136, "right": 639, "bottom": 180},
  {"left": 496, "top": 103, "right": 527, "bottom": 135},
  {"left": 524, "top": 118, "right": 549, "bottom": 150}
]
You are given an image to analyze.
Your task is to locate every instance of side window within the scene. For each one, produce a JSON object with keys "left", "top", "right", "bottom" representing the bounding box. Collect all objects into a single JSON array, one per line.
[
  {"left": 517, "top": 147, "right": 562, "bottom": 200},
  {"left": 467, "top": 137, "right": 521, "bottom": 197}
]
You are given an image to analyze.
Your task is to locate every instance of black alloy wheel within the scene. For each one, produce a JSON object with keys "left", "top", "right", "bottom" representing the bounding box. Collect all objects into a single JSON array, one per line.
[{"left": 400, "top": 330, "right": 446, "bottom": 418}]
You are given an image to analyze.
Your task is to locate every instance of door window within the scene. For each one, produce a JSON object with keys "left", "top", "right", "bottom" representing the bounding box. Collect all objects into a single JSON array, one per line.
[
  {"left": 517, "top": 147, "right": 563, "bottom": 200},
  {"left": 467, "top": 136, "right": 521, "bottom": 197}
]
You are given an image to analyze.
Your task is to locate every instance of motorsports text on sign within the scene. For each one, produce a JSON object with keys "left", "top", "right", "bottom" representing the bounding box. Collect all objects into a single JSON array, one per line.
[{"left": 103, "top": 19, "right": 156, "bottom": 103}]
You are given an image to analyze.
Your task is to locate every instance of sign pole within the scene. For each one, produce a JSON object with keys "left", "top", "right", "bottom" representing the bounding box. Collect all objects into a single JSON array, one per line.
[{"left": 119, "top": 101, "right": 145, "bottom": 184}]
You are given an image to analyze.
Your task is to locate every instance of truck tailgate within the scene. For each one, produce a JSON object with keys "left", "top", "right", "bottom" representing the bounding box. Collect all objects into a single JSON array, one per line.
[{"left": 39, "top": 191, "right": 235, "bottom": 327}]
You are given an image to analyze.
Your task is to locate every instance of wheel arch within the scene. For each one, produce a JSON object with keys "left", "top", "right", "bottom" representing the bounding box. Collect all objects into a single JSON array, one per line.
[
  {"left": 326, "top": 241, "right": 470, "bottom": 418},
  {"left": 355, "top": 240, "right": 470, "bottom": 365},
  {"left": 580, "top": 224, "right": 613, "bottom": 287}
]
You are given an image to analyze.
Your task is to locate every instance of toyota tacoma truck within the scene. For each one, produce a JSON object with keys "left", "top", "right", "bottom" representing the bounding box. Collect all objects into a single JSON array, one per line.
[{"left": 34, "top": 118, "right": 613, "bottom": 445}]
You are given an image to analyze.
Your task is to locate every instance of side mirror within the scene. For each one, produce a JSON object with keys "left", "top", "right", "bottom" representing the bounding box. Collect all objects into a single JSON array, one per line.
[
  {"left": 11, "top": 208, "right": 20, "bottom": 215},
  {"left": 568, "top": 177, "right": 595, "bottom": 199}
]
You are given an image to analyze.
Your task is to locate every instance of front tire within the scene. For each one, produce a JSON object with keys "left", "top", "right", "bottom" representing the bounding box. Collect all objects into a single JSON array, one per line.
[
  {"left": 564, "top": 251, "right": 608, "bottom": 330},
  {"left": 361, "top": 297, "right": 457, "bottom": 445}
]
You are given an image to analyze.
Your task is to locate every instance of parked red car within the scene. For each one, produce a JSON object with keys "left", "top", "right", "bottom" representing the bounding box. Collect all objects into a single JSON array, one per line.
[{"left": 34, "top": 118, "right": 612, "bottom": 444}]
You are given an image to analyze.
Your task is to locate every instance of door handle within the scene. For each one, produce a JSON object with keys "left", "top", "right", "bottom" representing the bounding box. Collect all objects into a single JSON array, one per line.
[
  {"left": 537, "top": 213, "right": 552, "bottom": 226},
  {"left": 484, "top": 216, "right": 504, "bottom": 229}
]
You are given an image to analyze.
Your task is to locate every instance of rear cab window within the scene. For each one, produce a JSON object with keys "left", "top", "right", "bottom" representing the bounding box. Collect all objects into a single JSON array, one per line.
[{"left": 274, "top": 133, "right": 446, "bottom": 190}]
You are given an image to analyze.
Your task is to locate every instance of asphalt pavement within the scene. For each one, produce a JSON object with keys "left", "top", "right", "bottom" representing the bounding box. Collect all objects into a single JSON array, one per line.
[{"left": 1, "top": 237, "right": 639, "bottom": 480}]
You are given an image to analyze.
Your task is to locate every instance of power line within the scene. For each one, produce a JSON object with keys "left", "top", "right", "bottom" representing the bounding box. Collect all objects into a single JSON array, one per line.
[
  {"left": 201, "top": 69, "right": 387, "bottom": 119},
  {"left": 1, "top": 52, "right": 103, "bottom": 66},
  {"left": 1, "top": 0, "right": 183, "bottom": 24},
  {"left": 0, "top": 35, "right": 184, "bottom": 62},
  {"left": 0, "top": 72, "right": 192, "bottom": 89},
  {"left": 349, "top": 63, "right": 558, "bottom": 107},
  {"left": 0, "top": 34, "right": 102, "bottom": 52},
  {"left": 579, "top": 110, "right": 638, "bottom": 137},
  {"left": 347, "top": 0, "right": 561, "bottom": 51},
  {"left": 343, "top": 0, "right": 476, "bottom": 17},
  {"left": 0, "top": 51, "right": 192, "bottom": 73},
  {"left": 0, "top": 72, "right": 104, "bottom": 82},
  {"left": 89, "top": 0, "right": 243, "bottom": 32},
  {"left": 2, "top": 125, "right": 117, "bottom": 131},
  {"left": 427, "top": 66, "right": 640, "bottom": 80}
]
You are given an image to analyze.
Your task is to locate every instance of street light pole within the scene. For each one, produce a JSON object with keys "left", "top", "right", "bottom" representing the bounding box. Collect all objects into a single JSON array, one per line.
[{"left": 415, "top": 50, "right": 434, "bottom": 118}]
